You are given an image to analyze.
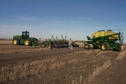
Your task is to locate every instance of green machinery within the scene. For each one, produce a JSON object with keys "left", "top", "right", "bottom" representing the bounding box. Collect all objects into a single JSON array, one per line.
[
  {"left": 84, "top": 30, "right": 124, "bottom": 51},
  {"left": 42, "top": 35, "right": 68, "bottom": 48},
  {"left": 12, "top": 31, "right": 38, "bottom": 46},
  {"left": 42, "top": 35, "right": 79, "bottom": 48}
]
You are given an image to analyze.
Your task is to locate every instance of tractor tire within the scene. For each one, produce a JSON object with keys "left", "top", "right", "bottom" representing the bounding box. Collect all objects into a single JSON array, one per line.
[
  {"left": 24, "top": 40, "right": 32, "bottom": 46},
  {"left": 101, "top": 43, "right": 109, "bottom": 51},
  {"left": 13, "top": 39, "right": 20, "bottom": 45}
]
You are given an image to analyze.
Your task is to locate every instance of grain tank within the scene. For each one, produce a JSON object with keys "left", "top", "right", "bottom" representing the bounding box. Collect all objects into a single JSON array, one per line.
[{"left": 92, "top": 30, "right": 119, "bottom": 39}]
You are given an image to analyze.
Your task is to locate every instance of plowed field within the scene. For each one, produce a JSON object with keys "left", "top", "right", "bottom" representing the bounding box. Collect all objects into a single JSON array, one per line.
[{"left": 0, "top": 44, "right": 125, "bottom": 84}]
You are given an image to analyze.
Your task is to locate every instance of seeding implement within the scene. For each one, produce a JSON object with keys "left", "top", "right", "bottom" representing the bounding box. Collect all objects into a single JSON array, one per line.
[
  {"left": 84, "top": 30, "right": 124, "bottom": 51},
  {"left": 42, "top": 35, "right": 68, "bottom": 48}
]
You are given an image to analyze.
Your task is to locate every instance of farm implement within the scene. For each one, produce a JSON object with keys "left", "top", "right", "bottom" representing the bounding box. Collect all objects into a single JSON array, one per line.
[
  {"left": 42, "top": 35, "right": 68, "bottom": 48},
  {"left": 42, "top": 35, "right": 79, "bottom": 48},
  {"left": 84, "top": 30, "right": 124, "bottom": 51}
]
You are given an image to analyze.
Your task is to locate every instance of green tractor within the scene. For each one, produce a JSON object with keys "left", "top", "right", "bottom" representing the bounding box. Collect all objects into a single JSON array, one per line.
[
  {"left": 84, "top": 30, "right": 124, "bottom": 51},
  {"left": 12, "top": 31, "right": 38, "bottom": 46}
]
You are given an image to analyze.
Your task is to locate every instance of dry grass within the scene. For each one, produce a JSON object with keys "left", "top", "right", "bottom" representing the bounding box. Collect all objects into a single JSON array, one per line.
[
  {"left": 0, "top": 44, "right": 124, "bottom": 84},
  {"left": 0, "top": 58, "right": 58, "bottom": 82},
  {"left": 87, "top": 49, "right": 126, "bottom": 84},
  {"left": 0, "top": 51, "right": 82, "bottom": 83},
  {"left": 69, "top": 49, "right": 126, "bottom": 84}
]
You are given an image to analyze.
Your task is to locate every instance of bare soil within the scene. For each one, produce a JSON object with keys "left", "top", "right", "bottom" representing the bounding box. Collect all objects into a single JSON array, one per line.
[
  {"left": 0, "top": 44, "right": 125, "bottom": 84},
  {"left": 0, "top": 40, "right": 12, "bottom": 45}
]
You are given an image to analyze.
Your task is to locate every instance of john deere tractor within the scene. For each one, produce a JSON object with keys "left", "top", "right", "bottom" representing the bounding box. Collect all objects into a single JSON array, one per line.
[
  {"left": 84, "top": 30, "right": 124, "bottom": 51},
  {"left": 12, "top": 31, "right": 38, "bottom": 46}
]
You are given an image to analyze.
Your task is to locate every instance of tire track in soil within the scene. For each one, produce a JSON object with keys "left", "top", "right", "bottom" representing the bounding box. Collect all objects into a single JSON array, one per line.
[
  {"left": 0, "top": 48, "right": 82, "bottom": 66},
  {"left": 87, "top": 49, "right": 126, "bottom": 84},
  {"left": 0, "top": 45, "right": 122, "bottom": 84},
  {"left": 67, "top": 50, "right": 119, "bottom": 84},
  {"left": 0, "top": 49, "right": 85, "bottom": 83}
]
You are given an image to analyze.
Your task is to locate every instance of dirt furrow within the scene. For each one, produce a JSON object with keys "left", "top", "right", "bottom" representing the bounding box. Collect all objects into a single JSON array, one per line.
[
  {"left": 87, "top": 49, "right": 126, "bottom": 84},
  {"left": 0, "top": 45, "right": 123, "bottom": 84}
]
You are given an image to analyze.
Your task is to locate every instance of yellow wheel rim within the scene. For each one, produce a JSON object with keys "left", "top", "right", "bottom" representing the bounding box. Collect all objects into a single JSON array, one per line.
[
  {"left": 102, "top": 45, "right": 105, "bottom": 50},
  {"left": 13, "top": 40, "right": 17, "bottom": 45},
  {"left": 25, "top": 40, "right": 29, "bottom": 46}
]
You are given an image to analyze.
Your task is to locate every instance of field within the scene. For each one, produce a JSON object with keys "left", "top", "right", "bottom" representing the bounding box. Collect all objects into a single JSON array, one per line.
[
  {"left": 0, "top": 39, "right": 12, "bottom": 45},
  {"left": 0, "top": 40, "right": 126, "bottom": 84}
]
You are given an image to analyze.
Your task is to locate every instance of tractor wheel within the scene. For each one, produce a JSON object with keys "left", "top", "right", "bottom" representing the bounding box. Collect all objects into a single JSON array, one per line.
[
  {"left": 101, "top": 43, "right": 109, "bottom": 51},
  {"left": 84, "top": 44, "right": 89, "bottom": 49},
  {"left": 13, "top": 39, "right": 20, "bottom": 45},
  {"left": 24, "top": 40, "right": 32, "bottom": 46}
]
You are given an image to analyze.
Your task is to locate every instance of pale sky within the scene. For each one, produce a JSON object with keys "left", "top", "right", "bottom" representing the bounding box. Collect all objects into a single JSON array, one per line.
[{"left": 0, "top": 0, "right": 126, "bottom": 42}]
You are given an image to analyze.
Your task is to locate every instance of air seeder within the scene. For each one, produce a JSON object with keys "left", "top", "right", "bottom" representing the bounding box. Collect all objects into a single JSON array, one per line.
[
  {"left": 84, "top": 30, "right": 124, "bottom": 51},
  {"left": 12, "top": 31, "right": 38, "bottom": 46}
]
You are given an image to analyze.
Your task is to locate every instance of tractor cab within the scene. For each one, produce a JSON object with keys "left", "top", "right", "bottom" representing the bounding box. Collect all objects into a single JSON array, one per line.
[{"left": 22, "top": 31, "right": 29, "bottom": 39}]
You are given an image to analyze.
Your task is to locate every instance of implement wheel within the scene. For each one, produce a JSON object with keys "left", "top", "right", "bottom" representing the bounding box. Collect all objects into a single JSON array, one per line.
[
  {"left": 101, "top": 43, "right": 109, "bottom": 51},
  {"left": 24, "top": 40, "right": 32, "bottom": 46}
]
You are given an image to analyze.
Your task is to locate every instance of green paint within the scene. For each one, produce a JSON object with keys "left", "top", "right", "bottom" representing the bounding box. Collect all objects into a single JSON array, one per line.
[
  {"left": 84, "top": 32, "right": 124, "bottom": 51},
  {"left": 13, "top": 31, "right": 38, "bottom": 46}
]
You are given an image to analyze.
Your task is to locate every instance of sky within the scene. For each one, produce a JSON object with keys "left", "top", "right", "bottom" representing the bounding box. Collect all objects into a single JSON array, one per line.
[{"left": 0, "top": 0, "right": 126, "bottom": 42}]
